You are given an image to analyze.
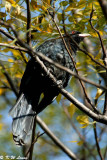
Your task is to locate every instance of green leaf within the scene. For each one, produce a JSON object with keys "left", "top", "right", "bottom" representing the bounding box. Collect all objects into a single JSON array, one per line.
[
  {"left": 59, "top": 1, "right": 69, "bottom": 7},
  {"left": 0, "top": 12, "right": 7, "bottom": 18},
  {"left": 67, "top": 103, "right": 76, "bottom": 118},
  {"left": 56, "top": 94, "right": 62, "bottom": 104}
]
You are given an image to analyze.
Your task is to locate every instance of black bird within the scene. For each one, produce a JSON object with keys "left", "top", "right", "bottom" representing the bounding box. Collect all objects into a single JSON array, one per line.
[{"left": 9, "top": 31, "right": 89, "bottom": 145}]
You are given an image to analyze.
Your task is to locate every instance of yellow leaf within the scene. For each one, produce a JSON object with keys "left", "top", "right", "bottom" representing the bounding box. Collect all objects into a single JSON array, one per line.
[
  {"left": 47, "top": 24, "right": 53, "bottom": 33},
  {"left": 36, "top": 26, "right": 44, "bottom": 32},
  {"left": 0, "top": 115, "right": 2, "bottom": 119},
  {"left": 5, "top": 1, "right": 12, "bottom": 12},
  {"left": 44, "top": 0, "right": 50, "bottom": 5},
  {"left": 15, "top": 5, "right": 21, "bottom": 15},
  {"left": 69, "top": 140, "right": 83, "bottom": 146},
  {"left": 69, "top": 140, "right": 77, "bottom": 143},
  {"left": 31, "top": 0, "right": 38, "bottom": 10},
  {"left": 15, "top": 73, "right": 22, "bottom": 78},
  {"left": 76, "top": 115, "right": 89, "bottom": 128},
  {"left": 0, "top": 12, "right": 7, "bottom": 18},
  {"left": 8, "top": 58, "right": 14, "bottom": 63},
  {"left": 92, "top": 16, "right": 97, "bottom": 20},
  {"left": 6, "top": 0, "right": 16, "bottom": 7},
  {"left": 67, "top": 103, "right": 76, "bottom": 118},
  {"left": 0, "top": 123, "right": 3, "bottom": 130},
  {"left": 41, "top": 93, "right": 44, "bottom": 99},
  {"left": 95, "top": 51, "right": 102, "bottom": 59},
  {"left": 56, "top": 94, "right": 62, "bottom": 104},
  {"left": 99, "top": 31, "right": 103, "bottom": 36},
  {"left": 0, "top": 89, "right": 4, "bottom": 95},
  {"left": 77, "top": 140, "right": 83, "bottom": 146},
  {"left": 89, "top": 31, "right": 103, "bottom": 37},
  {"left": 93, "top": 2, "right": 100, "bottom": 6},
  {"left": 95, "top": 88, "right": 103, "bottom": 99},
  {"left": 89, "top": 32, "right": 98, "bottom": 37},
  {"left": 78, "top": 1, "right": 86, "bottom": 9},
  {"left": 39, "top": 1, "right": 49, "bottom": 11},
  {"left": 41, "top": 17, "right": 47, "bottom": 24},
  {"left": 12, "top": 50, "right": 20, "bottom": 57},
  {"left": 76, "top": 62, "right": 81, "bottom": 68},
  {"left": 65, "top": 6, "right": 76, "bottom": 12}
]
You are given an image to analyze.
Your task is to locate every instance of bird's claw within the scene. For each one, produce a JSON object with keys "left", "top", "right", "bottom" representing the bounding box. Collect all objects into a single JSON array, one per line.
[{"left": 56, "top": 80, "right": 63, "bottom": 88}]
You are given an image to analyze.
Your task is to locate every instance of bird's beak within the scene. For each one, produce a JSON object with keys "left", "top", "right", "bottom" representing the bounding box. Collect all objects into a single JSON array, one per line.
[{"left": 78, "top": 33, "right": 91, "bottom": 37}]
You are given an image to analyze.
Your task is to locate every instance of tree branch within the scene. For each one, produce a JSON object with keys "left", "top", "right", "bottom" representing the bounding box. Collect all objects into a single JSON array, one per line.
[
  {"left": 89, "top": 7, "right": 106, "bottom": 61},
  {"left": 0, "top": 61, "right": 18, "bottom": 97},
  {"left": 0, "top": 52, "right": 78, "bottom": 160},
  {"left": 93, "top": 123, "right": 104, "bottom": 160},
  {"left": 26, "top": 0, "right": 31, "bottom": 46},
  {"left": 0, "top": 21, "right": 80, "bottom": 159},
  {"left": 36, "top": 116, "right": 79, "bottom": 160},
  {"left": 98, "top": 0, "right": 107, "bottom": 20},
  {"left": 0, "top": 42, "right": 106, "bottom": 91},
  {"left": 25, "top": 1, "right": 35, "bottom": 159},
  {"left": 89, "top": 7, "right": 107, "bottom": 115},
  {"left": 0, "top": 20, "right": 107, "bottom": 124},
  {"left": 60, "top": 88, "right": 107, "bottom": 124}
]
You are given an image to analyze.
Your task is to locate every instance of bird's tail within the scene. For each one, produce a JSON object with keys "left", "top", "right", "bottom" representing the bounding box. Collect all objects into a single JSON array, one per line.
[{"left": 9, "top": 93, "right": 36, "bottom": 145}]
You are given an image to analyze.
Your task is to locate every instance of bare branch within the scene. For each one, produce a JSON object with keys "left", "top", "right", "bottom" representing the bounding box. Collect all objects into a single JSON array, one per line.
[
  {"left": 26, "top": 0, "right": 31, "bottom": 46},
  {"left": 89, "top": 7, "right": 106, "bottom": 61},
  {"left": 27, "top": 117, "right": 36, "bottom": 160},
  {"left": 0, "top": 29, "right": 27, "bottom": 64},
  {"left": 89, "top": 7, "right": 107, "bottom": 115},
  {"left": 0, "top": 28, "right": 15, "bottom": 40},
  {"left": 93, "top": 123, "right": 104, "bottom": 160},
  {"left": 0, "top": 18, "right": 80, "bottom": 160},
  {"left": 25, "top": 1, "right": 34, "bottom": 159},
  {"left": 25, "top": 131, "right": 45, "bottom": 157},
  {"left": 36, "top": 116, "right": 79, "bottom": 160},
  {"left": 0, "top": 47, "right": 78, "bottom": 159},
  {"left": 0, "top": 43, "right": 106, "bottom": 91},
  {"left": 60, "top": 88, "right": 107, "bottom": 124},
  {"left": 98, "top": 0, "right": 107, "bottom": 20},
  {"left": 0, "top": 61, "right": 18, "bottom": 97},
  {"left": 44, "top": 11, "right": 102, "bottom": 112},
  {"left": 0, "top": 20, "right": 107, "bottom": 124},
  {"left": 63, "top": 106, "right": 97, "bottom": 159}
]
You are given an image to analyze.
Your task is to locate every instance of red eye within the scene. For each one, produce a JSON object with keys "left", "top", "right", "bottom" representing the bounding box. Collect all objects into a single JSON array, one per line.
[{"left": 72, "top": 31, "right": 75, "bottom": 34}]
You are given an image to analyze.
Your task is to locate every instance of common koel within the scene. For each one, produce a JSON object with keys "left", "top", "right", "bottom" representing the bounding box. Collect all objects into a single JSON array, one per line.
[{"left": 9, "top": 31, "right": 90, "bottom": 145}]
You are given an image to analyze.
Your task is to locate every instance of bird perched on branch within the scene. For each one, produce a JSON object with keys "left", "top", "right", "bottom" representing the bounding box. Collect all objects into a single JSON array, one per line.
[{"left": 9, "top": 31, "right": 90, "bottom": 145}]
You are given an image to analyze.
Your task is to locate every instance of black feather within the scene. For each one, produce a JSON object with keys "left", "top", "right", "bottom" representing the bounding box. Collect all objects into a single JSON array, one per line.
[{"left": 9, "top": 32, "right": 84, "bottom": 145}]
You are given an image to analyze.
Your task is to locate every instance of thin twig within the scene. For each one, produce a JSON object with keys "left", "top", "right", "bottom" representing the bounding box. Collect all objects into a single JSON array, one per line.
[
  {"left": 0, "top": 29, "right": 27, "bottom": 64},
  {"left": 1, "top": 20, "right": 107, "bottom": 124},
  {"left": 104, "top": 145, "right": 107, "bottom": 159},
  {"left": 36, "top": 116, "right": 79, "bottom": 160},
  {"left": 89, "top": 7, "right": 107, "bottom": 115},
  {"left": 27, "top": 117, "right": 36, "bottom": 160},
  {"left": 0, "top": 61, "right": 18, "bottom": 97},
  {"left": 0, "top": 56, "right": 79, "bottom": 160},
  {"left": 0, "top": 28, "right": 15, "bottom": 40},
  {"left": 93, "top": 123, "right": 104, "bottom": 160},
  {"left": 26, "top": 1, "right": 34, "bottom": 159},
  {"left": 26, "top": 0, "right": 31, "bottom": 46},
  {"left": 89, "top": 7, "right": 106, "bottom": 61},
  {"left": 49, "top": 11, "right": 99, "bottom": 113},
  {"left": 25, "top": 131, "right": 45, "bottom": 157},
  {"left": 0, "top": 43, "right": 107, "bottom": 91},
  {"left": 63, "top": 106, "right": 97, "bottom": 159},
  {"left": 0, "top": 23, "right": 106, "bottom": 70}
]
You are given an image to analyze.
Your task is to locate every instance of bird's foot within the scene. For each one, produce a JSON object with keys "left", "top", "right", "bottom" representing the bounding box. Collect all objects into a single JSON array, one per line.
[{"left": 56, "top": 80, "right": 63, "bottom": 88}]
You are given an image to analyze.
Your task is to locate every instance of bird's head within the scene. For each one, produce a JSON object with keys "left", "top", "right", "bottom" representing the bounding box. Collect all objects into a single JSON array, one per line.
[{"left": 70, "top": 31, "right": 90, "bottom": 44}]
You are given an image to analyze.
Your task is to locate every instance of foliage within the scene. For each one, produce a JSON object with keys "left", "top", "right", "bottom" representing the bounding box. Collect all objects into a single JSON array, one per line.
[{"left": 0, "top": 0, "right": 107, "bottom": 160}]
